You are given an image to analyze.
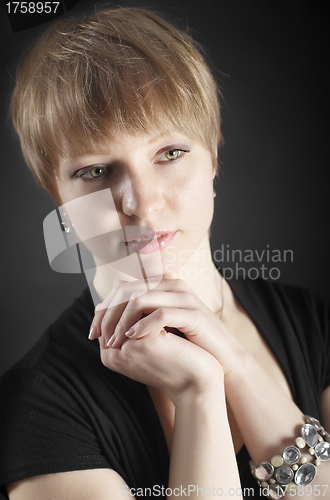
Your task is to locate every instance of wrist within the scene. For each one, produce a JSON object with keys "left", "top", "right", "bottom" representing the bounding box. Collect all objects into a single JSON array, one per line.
[
  {"left": 223, "top": 342, "right": 250, "bottom": 388},
  {"left": 171, "top": 369, "right": 225, "bottom": 408}
]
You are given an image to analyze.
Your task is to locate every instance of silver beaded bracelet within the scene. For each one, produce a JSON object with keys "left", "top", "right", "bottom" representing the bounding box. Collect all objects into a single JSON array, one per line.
[{"left": 250, "top": 416, "right": 330, "bottom": 499}]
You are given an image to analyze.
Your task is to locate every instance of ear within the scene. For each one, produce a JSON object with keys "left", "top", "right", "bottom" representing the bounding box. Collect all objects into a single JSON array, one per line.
[{"left": 213, "top": 134, "right": 221, "bottom": 180}]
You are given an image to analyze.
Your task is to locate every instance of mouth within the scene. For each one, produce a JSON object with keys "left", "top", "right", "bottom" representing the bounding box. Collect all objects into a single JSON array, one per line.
[{"left": 124, "top": 231, "right": 177, "bottom": 255}]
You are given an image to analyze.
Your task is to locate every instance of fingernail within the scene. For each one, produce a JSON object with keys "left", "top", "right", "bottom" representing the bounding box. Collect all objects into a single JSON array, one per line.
[
  {"left": 107, "top": 334, "right": 116, "bottom": 348},
  {"left": 88, "top": 324, "right": 97, "bottom": 340},
  {"left": 125, "top": 327, "right": 136, "bottom": 338}
]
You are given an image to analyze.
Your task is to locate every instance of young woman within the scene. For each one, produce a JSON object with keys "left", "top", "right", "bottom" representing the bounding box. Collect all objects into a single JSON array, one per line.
[{"left": 0, "top": 6, "right": 329, "bottom": 500}]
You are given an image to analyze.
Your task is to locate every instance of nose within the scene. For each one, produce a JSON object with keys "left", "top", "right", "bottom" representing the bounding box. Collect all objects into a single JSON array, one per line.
[{"left": 121, "top": 173, "right": 164, "bottom": 220}]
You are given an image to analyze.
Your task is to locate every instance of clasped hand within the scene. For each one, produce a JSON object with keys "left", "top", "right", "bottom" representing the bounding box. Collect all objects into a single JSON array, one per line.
[{"left": 90, "top": 277, "right": 240, "bottom": 404}]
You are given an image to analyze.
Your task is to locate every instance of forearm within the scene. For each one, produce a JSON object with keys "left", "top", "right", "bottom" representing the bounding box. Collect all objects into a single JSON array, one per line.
[
  {"left": 167, "top": 381, "right": 242, "bottom": 500},
  {"left": 225, "top": 351, "right": 330, "bottom": 498}
]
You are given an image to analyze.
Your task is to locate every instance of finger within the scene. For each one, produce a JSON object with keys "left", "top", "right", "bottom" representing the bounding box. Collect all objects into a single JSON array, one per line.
[
  {"left": 107, "top": 289, "right": 197, "bottom": 349},
  {"left": 96, "top": 276, "right": 194, "bottom": 345},
  {"left": 99, "top": 281, "right": 150, "bottom": 345},
  {"left": 124, "top": 306, "right": 218, "bottom": 350},
  {"left": 88, "top": 280, "right": 125, "bottom": 340},
  {"left": 98, "top": 332, "right": 107, "bottom": 349},
  {"left": 124, "top": 306, "right": 234, "bottom": 374},
  {"left": 99, "top": 278, "right": 174, "bottom": 346},
  {"left": 95, "top": 280, "right": 127, "bottom": 312},
  {"left": 124, "top": 307, "right": 192, "bottom": 340},
  {"left": 91, "top": 278, "right": 149, "bottom": 341},
  {"left": 107, "top": 291, "right": 146, "bottom": 349},
  {"left": 88, "top": 310, "right": 103, "bottom": 340}
]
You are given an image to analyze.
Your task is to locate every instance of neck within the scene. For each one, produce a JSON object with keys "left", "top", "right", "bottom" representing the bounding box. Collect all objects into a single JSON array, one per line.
[{"left": 171, "top": 235, "right": 224, "bottom": 314}]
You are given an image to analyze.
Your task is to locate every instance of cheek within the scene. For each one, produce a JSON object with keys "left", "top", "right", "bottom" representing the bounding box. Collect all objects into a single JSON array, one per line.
[
  {"left": 178, "top": 166, "right": 214, "bottom": 223},
  {"left": 59, "top": 188, "right": 122, "bottom": 244}
]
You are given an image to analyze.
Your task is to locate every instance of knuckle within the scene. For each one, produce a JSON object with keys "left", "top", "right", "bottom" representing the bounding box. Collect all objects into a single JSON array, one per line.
[
  {"left": 172, "top": 278, "right": 183, "bottom": 290},
  {"left": 100, "top": 311, "right": 113, "bottom": 333},
  {"left": 177, "top": 277, "right": 188, "bottom": 288},
  {"left": 130, "top": 291, "right": 145, "bottom": 304},
  {"left": 113, "top": 279, "right": 126, "bottom": 287},
  {"left": 182, "top": 291, "right": 195, "bottom": 306},
  {"left": 100, "top": 347, "right": 123, "bottom": 371},
  {"left": 163, "top": 277, "right": 180, "bottom": 289},
  {"left": 95, "top": 303, "right": 105, "bottom": 313},
  {"left": 132, "top": 336, "right": 149, "bottom": 354},
  {"left": 193, "top": 308, "right": 204, "bottom": 324},
  {"left": 100, "top": 311, "right": 109, "bottom": 328},
  {"left": 113, "top": 322, "right": 125, "bottom": 339},
  {"left": 156, "top": 307, "right": 167, "bottom": 322},
  {"left": 121, "top": 339, "right": 136, "bottom": 356},
  {"left": 100, "top": 349, "right": 110, "bottom": 367},
  {"left": 115, "top": 287, "right": 127, "bottom": 303},
  {"left": 122, "top": 339, "right": 145, "bottom": 362}
]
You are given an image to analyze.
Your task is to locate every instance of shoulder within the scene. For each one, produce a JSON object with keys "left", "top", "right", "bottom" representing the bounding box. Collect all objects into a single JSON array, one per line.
[
  {"left": 0, "top": 288, "right": 93, "bottom": 406},
  {"left": 1, "top": 287, "right": 95, "bottom": 377},
  {"left": 261, "top": 278, "right": 330, "bottom": 333},
  {"left": 6, "top": 469, "right": 128, "bottom": 500},
  {"left": 229, "top": 275, "right": 329, "bottom": 321},
  {"left": 228, "top": 275, "right": 330, "bottom": 356},
  {"left": 228, "top": 276, "right": 330, "bottom": 396},
  {"left": 230, "top": 275, "right": 330, "bottom": 361},
  {"left": 0, "top": 287, "right": 99, "bottom": 444},
  {"left": 0, "top": 288, "right": 134, "bottom": 493},
  {"left": 49, "top": 286, "right": 95, "bottom": 341}
]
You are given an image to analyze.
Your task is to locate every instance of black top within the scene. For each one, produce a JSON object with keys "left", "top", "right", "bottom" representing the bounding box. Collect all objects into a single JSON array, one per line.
[{"left": 0, "top": 277, "right": 329, "bottom": 499}]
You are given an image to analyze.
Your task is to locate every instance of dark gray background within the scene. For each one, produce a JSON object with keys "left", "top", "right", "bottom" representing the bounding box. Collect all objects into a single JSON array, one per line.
[
  {"left": 0, "top": 0, "right": 329, "bottom": 387},
  {"left": 0, "top": 1, "right": 329, "bottom": 497}
]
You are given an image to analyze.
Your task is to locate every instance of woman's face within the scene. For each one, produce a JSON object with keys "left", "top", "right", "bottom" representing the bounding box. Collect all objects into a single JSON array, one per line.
[{"left": 55, "top": 129, "right": 215, "bottom": 277}]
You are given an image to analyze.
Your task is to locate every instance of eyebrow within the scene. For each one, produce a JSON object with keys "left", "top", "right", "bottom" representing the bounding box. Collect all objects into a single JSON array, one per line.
[
  {"left": 148, "top": 131, "right": 168, "bottom": 144},
  {"left": 61, "top": 155, "right": 110, "bottom": 177},
  {"left": 62, "top": 132, "right": 191, "bottom": 173}
]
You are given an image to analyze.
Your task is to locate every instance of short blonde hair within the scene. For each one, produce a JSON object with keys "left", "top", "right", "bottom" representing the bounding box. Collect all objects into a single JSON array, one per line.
[{"left": 11, "top": 6, "right": 221, "bottom": 202}]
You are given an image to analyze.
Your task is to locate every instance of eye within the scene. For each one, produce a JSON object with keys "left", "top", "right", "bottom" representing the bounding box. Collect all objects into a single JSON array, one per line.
[
  {"left": 164, "top": 149, "right": 181, "bottom": 160},
  {"left": 77, "top": 165, "right": 110, "bottom": 180},
  {"left": 156, "top": 148, "right": 188, "bottom": 163}
]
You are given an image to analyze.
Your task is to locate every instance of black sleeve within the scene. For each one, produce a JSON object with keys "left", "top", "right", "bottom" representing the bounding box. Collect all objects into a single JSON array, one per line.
[
  {"left": 312, "top": 291, "right": 330, "bottom": 390},
  {"left": 274, "top": 282, "right": 330, "bottom": 392},
  {"left": 0, "top": 364, "right": 110, "bottom": 494},
  {"left": 0, "top": 287, "right": 169, "bottom": 499}
]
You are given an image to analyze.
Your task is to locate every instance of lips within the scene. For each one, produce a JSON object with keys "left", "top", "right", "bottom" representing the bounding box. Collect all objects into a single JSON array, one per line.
[
  {"left": 125, "top": 232, "right": 158, "bottom": 242},
  {"left": 124, "top": 231, "right": 177, "bottom": 255}
]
